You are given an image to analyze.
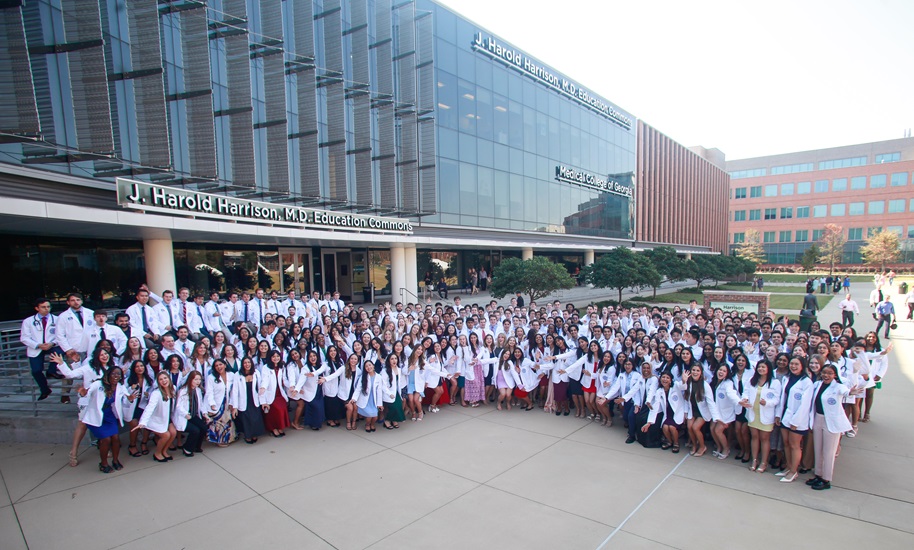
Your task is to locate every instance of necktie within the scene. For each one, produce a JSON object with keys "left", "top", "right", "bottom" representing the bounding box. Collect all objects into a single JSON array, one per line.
[
  {"left": 141, "top": 308, "right": 150, "bottom": 333},
  {"left": 76, "top": 310, "right": 84, "bottom": 327},
  {"left": 41, "top": 316, "right": 47, "bottom": 343},
  {"left": 182, "top": 302, "right": 187, "bottom": 325},
  {"left": 258, "top": 298, "right": 263, "bottom": 322},
  {"left": 100, "top": 327, "right": 107, "bottom": 341},
  {"left": 197, "top": 305, "right": 203, "bottom": 327},
  {"left": 244, "top": 302, "right": 249, "bottom": 322}
]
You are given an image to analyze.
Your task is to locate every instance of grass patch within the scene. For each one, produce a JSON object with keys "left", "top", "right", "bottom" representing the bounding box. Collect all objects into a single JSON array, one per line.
[
  {"left": 755, "top": 274, "right": 874, "bottom": 283},
  {"left": 625, "top": 290, "right": 834, "bottom": 311}
]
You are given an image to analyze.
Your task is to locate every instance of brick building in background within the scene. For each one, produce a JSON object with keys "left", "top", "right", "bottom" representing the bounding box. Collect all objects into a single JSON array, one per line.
[{"left": 727, "top": 137, "right": 914, "bottom": 266}]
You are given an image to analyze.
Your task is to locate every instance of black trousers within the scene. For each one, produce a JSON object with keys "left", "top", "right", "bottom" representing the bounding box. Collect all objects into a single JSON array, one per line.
[
  {"left": 842, "top": 310, "right": 854, "bottom": 327},
  {"left": 183, "top": 416, "right": 207, "bottom": 452},
  {"left": 875, "top": 314, "right": 893, "bottom": 338}
]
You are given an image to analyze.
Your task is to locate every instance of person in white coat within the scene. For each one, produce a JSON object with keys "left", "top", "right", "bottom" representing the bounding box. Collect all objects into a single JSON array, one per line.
[
  {"left": 50, "top": 347, "right": 113, "bottom": 467},
  {"left": 642, "top": 372, "right": 686, "bottom": 452},
  {"left": 679, "top": 364, "right": 720, "bottom": 457},
  {"left": 260, "top": 350, "right": 291, "bottom": 437},
  {"left": 774, "top": 356, "right": 814, "bottom": 483},
  {"left": 709, "top": 364, "right": 740, "bottom": 460},
  {"left": 808, "top": 364, "right": 854, "bottom": 490},
  {"left": 594, "top": 351, "right": 618, "bottom": 427},
  {"left": 296, "top": 350, "right": 328, "bottom": 431},
  {"left": 356, "top": 360, "right": 385, "bottom": 432},
  {"left": 83, "top": 366, "right": 128, "bottom": 473},
  {"left": 609, "top": 357, "right": 645, "bottom": 444},
  {"left": 135, "top": 370, "right": 178, "bottom": 463},
  {"left": 204, "top": 359, "right": 236, "bottom": 446},
  {"left": 20, "top": 297, "right": 64, "bottom": 400},
  {"left": 739, "top": 360, "right": 782, "bottom": 473},
  {"left": 55, "top": 293, "right": 93, "bottom": 404},
  {"left": 122, "top": 360, "right": 154, "bottom": 459},
  {"left": 231, "top": 357, "right": 266, "bottom": 444},
  {"left": 321, "top": 352, "right": 363, "bottom": 429},
  {"left": 174, "top": 370, "right": 206, "bottom": 456}
]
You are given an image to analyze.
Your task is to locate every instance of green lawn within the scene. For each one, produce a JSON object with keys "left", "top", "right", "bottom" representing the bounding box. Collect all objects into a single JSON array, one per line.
[
  {"left": 639, "top": 290, "right": 833, "bottom": 311},
  {"left": 755, "top": 274, "right": 874, "bottom": 283}
]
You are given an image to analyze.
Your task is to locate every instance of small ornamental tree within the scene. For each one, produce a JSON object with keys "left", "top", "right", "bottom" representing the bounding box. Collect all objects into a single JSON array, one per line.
[{"left": 488, "top": 256, "right": 575, "bottom": 304}]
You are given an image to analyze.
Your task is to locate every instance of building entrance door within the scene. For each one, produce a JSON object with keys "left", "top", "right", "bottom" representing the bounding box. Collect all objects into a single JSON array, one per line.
[{"left": 279, "top": 249, "right": 312, "bottom": 297}]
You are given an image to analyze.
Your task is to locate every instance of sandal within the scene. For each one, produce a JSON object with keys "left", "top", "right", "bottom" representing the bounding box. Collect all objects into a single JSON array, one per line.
[
  {"left": 140, "top": 442, "right": 150, "bottom": 455},
  {"left": 127, "top": 446, "right": 142, "bottom": 458},
  {"left": 861, "top": 415, "right": 870, "bottom": 423},
  {"left": 383, "top": 422, "right": 394, "bottom": 430},
  {"left": 671, "top": 445, "right": 680, "bottom": 454},
  {"left": 661, "top": 442, "right": 672, "bottom": 450},
  {"left": 112, "top": 461, "right": 123, "bottom": 471},
  {"left": 98, "top": 463, "right": 113, "bottom": 474},
  {"left": 757, "top": 462, "right": 768, "bottom": 474},
  {"left": 68, "top": 451, "right": 79, "bottom": 467}
]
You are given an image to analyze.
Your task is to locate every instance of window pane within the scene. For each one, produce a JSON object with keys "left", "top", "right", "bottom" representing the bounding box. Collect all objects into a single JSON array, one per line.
[
  {"left": 848, "top": 202, "right": 864, "bottom": 215},
  {"left": 764, "top": 185, "right": 777, "bottom": 197},
  {"left": 763, "top": 231, "right": 775, "bottom": 243},
  {"left": 848, "top": 228, "right": 862, "bottom": 240},
  {"left": 868, "top": 201, "right": 884, "bottom": 215},
  {"left": 797, "top": 181, "right": 811, "bottom": 194},
  {"left": 781, "top": 183, "right": 794, "bottom": 195},
  {"left": 850, "top": 176, "right": 866, "bottom": 190},
  {"left": 888, "top": 199, "right": 905, "bottom": 213},
  {"left": 870, "top": 174, "right": 886, "bottom": 188},
  {"left": 796, "top": 206, "right": 809, "bottom": 218},
  {"left": 831, "top": 178, "right": 846, "bottom": 191},
  {"left": 813, "top": 205, "right": 827, "bottom": 217},
  {"left": 749, "top": 209, "right": 760, "bottom": 221},
  {"left": 750, "top": 186, "right": 762, "bottom": 198},
  {"left": 890, "top": 172, "right": 908, "bottom": 186},
  {"left": 815, "top": 180, "right": 829, "bottom": 192},
  {"left": 830, "top": 203, "right": 845, "bottom": 216}
]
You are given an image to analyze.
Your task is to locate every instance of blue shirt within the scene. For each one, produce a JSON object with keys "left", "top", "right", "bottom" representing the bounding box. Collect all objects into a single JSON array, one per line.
[{"left": 876, "top": 302, "right": 895, "bottom": 316}]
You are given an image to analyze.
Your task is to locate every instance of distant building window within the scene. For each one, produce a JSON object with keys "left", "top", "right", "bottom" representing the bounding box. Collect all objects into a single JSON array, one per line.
[
  {"left": 781, "top": 183, "right": 794, "bottom": 195},
  {"left": 771, "top": 163, "right": 814, "bottom": 175},
  {"left": 867, "top": 227, "right": 881, "bottom": 238},
  {"left": 850, "top": 176, "right": 867, "bottom": 190},
  {"left": 812, "top": 229, "right": 825, "bottom": 241},
  {"left": 795, "top": 230, "right": 809, "bottom": 242},
  {"left": 875, "top": 152, "right": 900, "bottom": 164},
  {"left": 887, "top": 226, "right": 903, "bottom": 237},
  {"left": 868, "top": 201, "right": 884, "bottom": 215},
  {"left": 764, "top": 208, "right": 777, "bottom": 220},
  {"left": 734, "top": 187, "right": 747, "bottom": 199},
  {"left": 819, "top": 156, "right": 866, "bottom": 170},
  {"left": 749, "top": 209, "right": 761, "bottom": 221},
  {"left": 830, "top": 203, "right": 845, "bottom": 217},
  {"left": 890, "top": 172, "right": 908, "bottom": 186},
  {"left": 779, "top": 231, "right": 791, "bottom": 243},
  {"left": 797, "top": 181, "right": 811, "bottom": 194},
  {"left": 888, "top": 199, "right": 905, "bottom": 213},
  {"left": 732, "top": 232, "right": 745, "bottom": 243},
  {"left": 908, "top": 226, "right": 914, "bottom": 239},
  {"left": 831, "top": 178, "right": 847, "bottom": 191},
  {"left": 733, "top": 210, "right": 746, "bottom": 221},
  {"left": 731, "top": 168, "right": 767, "bottom": 179},
  {"left": 796, "top": 206, "right": 810, "bottom": 218},
  {"left": 780, "top": 207, "right": 792, "bottom": 219},
  {"left": 848, "top": 202, "right": 864, "bottom": 215},
  {"left": 764, "top": 185, "right": 778, "bottom": 197},
  {"left": 763, "top": 231, "right": 775, "bottom": 243},
  {"left": 848, "top": 227, "right": 863, "bottom": 241},
  {"left": 750, "top": 186, "right": 762, "bottom": 198},
  {"left": 870, "top": 174, "right": 886, "bottom": 188},
  {"left": 812, "top": 205, "right": 827, "bottom": 217}
]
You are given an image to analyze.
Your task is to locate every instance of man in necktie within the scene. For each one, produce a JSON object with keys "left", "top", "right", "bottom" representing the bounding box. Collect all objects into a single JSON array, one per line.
[
  {"left": 20, "top": 298, "right": 65, "bottom": 400},
  {"left": 193, "top": 294, "right": 211, "bottom": 340},
  {"left": 255, "top": 288, "right": 266, "bottom": 324}
]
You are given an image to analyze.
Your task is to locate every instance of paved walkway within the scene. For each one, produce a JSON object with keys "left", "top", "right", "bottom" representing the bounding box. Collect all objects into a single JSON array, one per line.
[{"left": 2, "top": 283, "right": 913, "bottom": 549}]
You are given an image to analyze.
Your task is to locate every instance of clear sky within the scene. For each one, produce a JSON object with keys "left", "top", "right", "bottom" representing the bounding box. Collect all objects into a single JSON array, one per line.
[{"left": 436, "top": 0, "right": 914, "bottom": 160}]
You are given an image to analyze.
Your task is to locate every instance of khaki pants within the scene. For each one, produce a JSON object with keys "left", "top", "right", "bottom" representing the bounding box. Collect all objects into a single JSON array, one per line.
[{"left": 813, "top": 413, "right": 841, "bottom": 482}]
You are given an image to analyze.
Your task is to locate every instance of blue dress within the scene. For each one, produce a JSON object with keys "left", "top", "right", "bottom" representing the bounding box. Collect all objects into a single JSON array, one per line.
[
  {"left": 89, "top": 395, "right": 119, "bottom": 439},
  {"left": 357, "top": 375, "right": 378, "bottom": 417}
]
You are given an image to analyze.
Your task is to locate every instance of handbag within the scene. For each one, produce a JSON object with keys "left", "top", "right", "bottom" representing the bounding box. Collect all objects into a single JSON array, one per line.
[{"left": 890, "top": 322, "right": 898, "bottom": 330}]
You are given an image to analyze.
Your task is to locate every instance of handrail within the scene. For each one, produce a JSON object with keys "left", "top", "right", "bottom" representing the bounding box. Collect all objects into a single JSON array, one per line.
[{"left": 398, "top": 287, "right": 421, "bottom": 304}]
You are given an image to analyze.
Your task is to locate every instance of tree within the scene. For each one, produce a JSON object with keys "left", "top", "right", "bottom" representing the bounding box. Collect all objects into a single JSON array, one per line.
[
  {"left": 582, "top": 247, "right": 660, "bottom": 303},
  {"left": 817, "top": 223, "right": 846, "bottom": 277},
  {"left": 643, "top": 246, "right": 695, "bottom": 297},
  {"left": 736, "top": 228, "right": 765, "bottom": 266},
  {"left": 859, "top": 229, "right": 900, "bottom": 272},
  {"left": 799, "top": 244, "right": 820, "bottom": 274},
  {"left": 488, "top": 256, "right": 575, "bottom": 304},
  {"left": 692, "top": 255, "right": 725, "bottom": 289}
]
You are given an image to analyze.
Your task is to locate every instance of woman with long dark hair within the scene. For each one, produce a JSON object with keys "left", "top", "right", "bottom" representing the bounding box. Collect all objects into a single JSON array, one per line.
[
  {"left": 205, "top": 359, "right": 236, "bottom": 446},
  {"left": 356, "top": 360, "right": 384, "bottom": 432},
  {"left": 122, "top": 360, "right": 153, "bottom": 458},
  {"left": 260, "top": 349, "right": 290, "bottom": 437},
  {"left": 680, "top": 364, "right": 719, "bottom": 457},
  {"left": 296, "top": 349, "right": 328, "bottom": 430},
  {"left": 232, "top": 357, "right": 266, "bottom": 443},
  {"left": 321, "top": 345, "right": 346, "bottom": 427},
  {"left": 739, "top": 360, "right": 781, "bottom": 473},
  {"left": 774, "top": 356, "right": 813, "bottom": 483},
  {"left": 136, "top": 370, "right": 178, "bottom": 463},
  {"left": 807, "top": 363, "right": 853, "bottom": 490},
  {"left": 174, "top": 370, "right": 206, "bottom": 456}
]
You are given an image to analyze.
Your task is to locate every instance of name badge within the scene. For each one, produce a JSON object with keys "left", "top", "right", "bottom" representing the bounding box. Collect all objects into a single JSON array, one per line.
[
  {"left": 766, "top": 392, "right": 775, "bottom": 400},
  {"left": 48, "top": 327, "right": 56, "bottom": 335},
  {"left": 671, "top": 394, "right": 678, "bottom": 401},
  {"left": 718, "top": 392, "right": 725, "bottom": 400},
  {"left": 794, "top": 393, "right": 802, "bottom": 400},
  {"left": 826, "top": 397, "right": 837, "bottom": 406}
]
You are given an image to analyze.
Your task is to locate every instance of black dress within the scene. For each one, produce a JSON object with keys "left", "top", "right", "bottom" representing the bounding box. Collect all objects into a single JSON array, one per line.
[
  {"left": 323, "top": 362, "right": 346, "bottom": 422},
  {"left": 236, "top": 379, "right": 265, "bottom": 439}
]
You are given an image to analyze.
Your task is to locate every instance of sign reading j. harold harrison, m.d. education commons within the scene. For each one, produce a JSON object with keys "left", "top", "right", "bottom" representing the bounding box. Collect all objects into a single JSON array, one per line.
[{"left": 117, "top": 179, "right": 413, "bottom": 234}]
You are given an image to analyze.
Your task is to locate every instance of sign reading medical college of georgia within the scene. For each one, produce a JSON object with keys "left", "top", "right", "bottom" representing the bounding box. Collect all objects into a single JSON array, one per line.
[
  {"left": 555, "top": 166, "right": 633, "bottom": 198},
  {"left": 472, "top": 32, "right": 633, "bottom": 131},
  {"left": 116, "top": 179, "right": 414, "bottom": 234}
]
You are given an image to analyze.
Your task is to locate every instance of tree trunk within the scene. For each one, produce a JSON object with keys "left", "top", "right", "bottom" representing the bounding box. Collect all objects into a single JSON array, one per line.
[{"left": 618, "top": 288, "right": 623, "bottom": 303}]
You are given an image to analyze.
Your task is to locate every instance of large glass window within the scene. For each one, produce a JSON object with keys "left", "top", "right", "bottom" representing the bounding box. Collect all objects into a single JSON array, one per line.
[
  {"left": 908, "top": 226, "right": 914, "bottom": 239},
  {"left": 771, "top": 163, "right": 813, "bottom": 175},
  {"left": 764, "top": 208, "right": 777, "bottom": 220},
  {"left": 764, "top": 185, "right": 778, "bottom": 197},
  {"left": 886, "top": 226, "right": 903, "bottom": 237},
  {"left": 781, "top": 183, "right": 794, "bottom": 195},
  {"left": 848, "top": 228, "right": 863, "bottom": 240},
  {"left": 875, "top": 152, "right": 900, "bottom": 164},
  {"left": 812, "top": 229, "right": 824, "bottom": 241},
  {"left": 870, "top": 174, "right": 886, "bottom": 188},
  {"left": 796, "top": 206, "right": 809, "bottom": 218},
  {"left": 850, "top": 176, "right": 866, "bottom": 190},
  {"left": 780, "top": 207, "right": 792, "bottom": 219},
  {"left": 830, "top": 203, "right": 845, "bottom": 216},
  {"left": 814, "top": 180, "right": 829, "bottom": 193},
  {"left": 750, "top": 186, "right": 762, "bottom": 198},
  {"left": 731, "top": 168, "right": 766, "bottom": 179},
  {"left": 732, "top": 232, "right": 745, "bottom": 243},
  {"left": 848, "top": 202, "right": 864, "bottom": 215},
  {"left": 819, "top": 156, "right": 866, "bottom": 170},
  {"left": 868, "top": 201, "right": 884, "bottom": 215},
  {"left": 891, "top": 172, "right": 908, "bottom": 186},
  {"left": 888, "top": 199, "right": 905, "bottom": 213},
  {"left": 831, "top": 178, "right": 846, "bottom": 191},
  {"left": 763, "top": 231, "right": 775, "bottom": 243},
  {"left": 795, "top": 230, "right": 809, "bottom": 242},
  {"left": 812, "top": 205, "right": 827, "bottom": 217},
  {"left": 797, "top": 181, "right": 811, "bottom": 194},
  {"left": 733, "top": 210, "right": 746, "bottom": 221},
  {"left": 749, "top": 209, "right": 761, "bottom": 221},
  {"left": 778, "top": 231, "right": 791, "bottom": 243},
  {"left": 734, "top": 187, "right": 747, "bottom": 199}
]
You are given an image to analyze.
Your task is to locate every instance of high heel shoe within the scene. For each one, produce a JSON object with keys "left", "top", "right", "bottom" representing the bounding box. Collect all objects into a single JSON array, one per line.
[
  {"left": 780, "top": 471, "right": 798, "bottom": 483},
  {"left": 153, "top": 455, "right": 168, "bottom": 463},
  {"left": 756, "top": 462, "right": 768, "bottom": 473},
  {"left": 749, "top": 459, "right": 758, "bottom": 472}
]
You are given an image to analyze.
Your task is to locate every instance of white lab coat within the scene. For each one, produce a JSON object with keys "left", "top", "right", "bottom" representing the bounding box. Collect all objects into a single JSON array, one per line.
[
  {"left": 677, "top": 380, "right": 720, "bottom": 422},
  {"left": 173, "top": 386, "right": 204, "bottom": 431},
  {"left": 126, "top": 303, "right": 162, "bottom": 337},
  {"left": 609, "top": 371, "right": 645, "bottom": 406},
  {"left": 80, "top": 380, "right": 127, "bottom": 428},
  {"left": 259, "top": 366, "right": 288, "bottom": 405},
  {"left": 294, "top": 363, "right": 329, "bottom": 402},
  {"left": 121, "top": 376, "right": 153, "bottom": 421},
  {"left": 355, "top": 372, "right": 385, "bottom": 410},
  {"left": 380, "top": 368, "right": 400, "bottom": 403},
  {"left": 741, "top": 379, "right": 783, "bottom": 426},
  {"left": 711, "top": 379, "right": 741, "bottom": 423},
  {"left": 20, "top": 313, "right": 59, "bottom": 357},
  {"left": 810, "top": 381, "right": 852, "bottom": 433},
  {"left": 647, "top": 385, "right": 686, "bottom": 425},
  {"left": 138, "top": 389, "right": 174, "bottom": 433},
  {"left": 204, "top": 373, "right": 233, "bottom": 414},
  {"left": 80, "top": 323, "right": 128, "bottom": 356},
  {"left": 778, "top": 377, "right": 813, "bottom": 430},
  {"left": 56, "top": 307, "right": 93, "bottom": 353},
  {"left": 231, "top": 370, "right": 264, "bottom": 411}
]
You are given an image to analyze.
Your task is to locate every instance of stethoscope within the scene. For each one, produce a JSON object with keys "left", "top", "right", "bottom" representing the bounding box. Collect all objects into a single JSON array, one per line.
[{"left": 32, "top": 314, "right": 55, "bottom": 329}]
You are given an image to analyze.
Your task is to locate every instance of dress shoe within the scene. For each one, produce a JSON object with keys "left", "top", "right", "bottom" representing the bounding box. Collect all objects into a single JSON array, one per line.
[
  {"left": 38, "top": 389, "right": 51, "bottom": 401},
  {"left": 806, "top": 475, "right": 823, "bottom": 486},
  {"left": 811, "top": 479, "right": 831, "bottom": 490},
  {"left": 625, "top": 436, "right": 635, "bottom": 444}
]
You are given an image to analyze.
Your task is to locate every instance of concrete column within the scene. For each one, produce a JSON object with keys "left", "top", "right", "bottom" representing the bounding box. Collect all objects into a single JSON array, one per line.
[
  {"left": 390, "top": 245, "right": 406, "bottom": 304},
  {"left": 584, "top": 249, "right": 595, "bottom": 266},
  {"left": 404, "top": 245, "right": 418, "bottom": 303},
  {"left": 685, "top": 253, "right": 693, "bottom": 260},
  {"left": 522, "top": 247, "right": 533, "bottom": 260},
  {"left": 144, "top": 237, "right": 177, "bottom": 294}
]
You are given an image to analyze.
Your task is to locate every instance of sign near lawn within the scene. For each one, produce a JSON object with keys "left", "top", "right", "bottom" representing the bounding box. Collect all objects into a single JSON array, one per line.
[
  {"left": 709, "top": 301, "right": 760, "bottom": 314},
  {"left": 703, "top": 290, "right": 769, "bottom": 315}
]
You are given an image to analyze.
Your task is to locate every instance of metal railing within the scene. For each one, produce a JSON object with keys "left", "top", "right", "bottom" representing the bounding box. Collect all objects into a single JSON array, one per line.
[{"left": 398, "top": 287, "right": 421, "bottom": 304}]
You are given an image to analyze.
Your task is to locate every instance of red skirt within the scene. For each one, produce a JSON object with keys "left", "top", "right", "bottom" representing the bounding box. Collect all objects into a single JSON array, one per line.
[
  {"left": 513, "top": 388, "right": 528, "bottom": 399},
  {"left": 422, "top": 384, "right": 449, "bottom": 406},
  {"left": 263, "top": 387, "right": 290, "bottom": 432}
]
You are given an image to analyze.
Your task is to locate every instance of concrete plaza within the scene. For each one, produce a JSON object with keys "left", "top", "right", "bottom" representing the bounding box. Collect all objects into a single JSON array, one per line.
[{"left": 2, "top": 283, "right": 913, "bottom": 549}]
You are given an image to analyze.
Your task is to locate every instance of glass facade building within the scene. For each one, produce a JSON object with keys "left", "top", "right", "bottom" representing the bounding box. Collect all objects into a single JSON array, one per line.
[{"left": 0, "top": 0, "right": 721, "bottom": 321}]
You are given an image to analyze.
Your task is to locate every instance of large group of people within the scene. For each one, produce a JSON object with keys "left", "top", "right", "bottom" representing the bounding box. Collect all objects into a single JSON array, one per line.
[{"left": 20, "top": 283, "right": 895, "bottom": 490}]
